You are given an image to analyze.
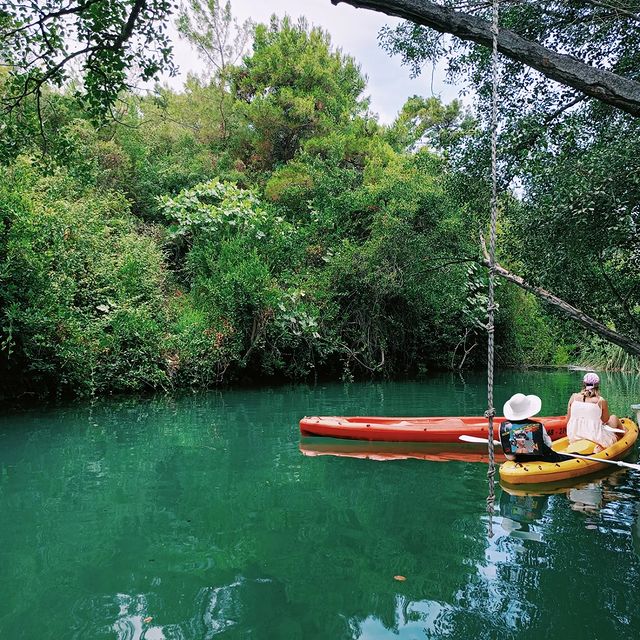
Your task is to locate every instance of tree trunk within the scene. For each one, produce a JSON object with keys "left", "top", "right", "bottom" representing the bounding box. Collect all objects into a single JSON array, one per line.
[{"left": 331, "top": 0, "right": 640, "bottom": 117}]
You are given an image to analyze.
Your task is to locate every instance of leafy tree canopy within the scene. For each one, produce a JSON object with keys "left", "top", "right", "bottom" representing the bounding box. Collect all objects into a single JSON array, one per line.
[
  {"left": 378, "top": 1, "right": 640, "bottom": 131},
  {"left": 385, "top": 95, "right": 476, "bottom": 152},
  {"left": 0, "top": 4, "right": 605, "bottom": 398},
  {"left": 1, "top": 0, "right": 176, "bottom": 121},
  {"left": 363, "top": 0, "right": 640, "bottom": 356},
  {"left": 176, "top": 0, "right": 253, "bottom": 80},
  {"left": 230, "top": 16, "right": 369, "bottom": 168}
]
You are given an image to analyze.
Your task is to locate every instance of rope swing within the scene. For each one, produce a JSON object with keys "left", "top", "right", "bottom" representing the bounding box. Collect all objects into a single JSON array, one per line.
[{"left": 485, "top": 0, "right": 500, "bottom": 538}]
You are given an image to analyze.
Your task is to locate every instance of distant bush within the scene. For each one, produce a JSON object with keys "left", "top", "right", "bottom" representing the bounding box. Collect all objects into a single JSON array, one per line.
[
  {"left": 161, "top": 179, "right": 332, "bottom": 382},
  {"left": 0, "top": 160, "right": 169, "bottom": 396}
]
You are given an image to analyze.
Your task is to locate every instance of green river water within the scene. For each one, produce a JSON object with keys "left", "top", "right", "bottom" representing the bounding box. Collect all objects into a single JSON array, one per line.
[{"left": 1, "top": 370, "right": 640, "bottom": 639}]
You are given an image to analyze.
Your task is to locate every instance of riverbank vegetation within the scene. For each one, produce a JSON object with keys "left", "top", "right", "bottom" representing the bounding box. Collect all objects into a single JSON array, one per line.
[{"left": 1, "top": 3, "right": 638, "bottom": 398}]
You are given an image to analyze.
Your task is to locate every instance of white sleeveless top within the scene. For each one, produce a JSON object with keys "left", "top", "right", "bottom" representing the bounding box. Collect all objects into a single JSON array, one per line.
[{"left": 567, "top": 399, "right": 617, "bottom": 448}]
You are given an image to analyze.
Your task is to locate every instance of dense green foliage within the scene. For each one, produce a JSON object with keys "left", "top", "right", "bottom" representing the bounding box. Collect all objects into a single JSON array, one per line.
[
  {"left": 380, "top": 1, "right": 640, "bottom": 370},
  {"left": 0, "top": 160, "right": 170, "bottom": 395},
  {"left": 0, "top": 12, "right": 585, "bottom": 398}
]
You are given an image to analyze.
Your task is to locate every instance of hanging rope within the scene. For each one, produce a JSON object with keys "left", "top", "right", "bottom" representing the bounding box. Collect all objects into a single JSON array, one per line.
[{"left": 485, "top": 0, "right": 500, "bottom": 538}]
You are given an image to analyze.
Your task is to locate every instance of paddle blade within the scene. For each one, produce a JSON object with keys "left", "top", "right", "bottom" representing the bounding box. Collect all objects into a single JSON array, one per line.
[
  {"left": 603, "top": 425, "right": 625, "bottom": 434},
  {"left": 459, "top": 435, "right": 501, "bottom": 445}
]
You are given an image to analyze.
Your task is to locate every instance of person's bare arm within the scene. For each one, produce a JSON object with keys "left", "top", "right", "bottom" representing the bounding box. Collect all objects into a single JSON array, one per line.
[
  {"left": 566, "top": 393, "right": 575, "bottom": 420},
  {"left": 600, "top": 398, "right": 610, "bottom": 423}
]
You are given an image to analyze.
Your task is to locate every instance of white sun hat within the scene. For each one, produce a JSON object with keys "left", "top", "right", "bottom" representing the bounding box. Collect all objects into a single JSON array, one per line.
[{"left": 503, "top": 393, "right": 542, "bottom": 421}]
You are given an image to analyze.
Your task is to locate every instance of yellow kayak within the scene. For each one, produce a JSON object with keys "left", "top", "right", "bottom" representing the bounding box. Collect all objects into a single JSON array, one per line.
[{"left": 499, "top": 417, "right": 639, "bottom": 485}]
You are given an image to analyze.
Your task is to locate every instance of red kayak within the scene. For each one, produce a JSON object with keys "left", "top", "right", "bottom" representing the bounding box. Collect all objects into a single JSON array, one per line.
[{"left": 299, "top": 415, "right": 567, "bottom": 443}]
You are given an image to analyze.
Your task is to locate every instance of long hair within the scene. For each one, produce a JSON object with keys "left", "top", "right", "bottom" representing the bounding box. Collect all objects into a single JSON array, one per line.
[{"left": 581, "top": 382, "right": 600, "bottom": 399}]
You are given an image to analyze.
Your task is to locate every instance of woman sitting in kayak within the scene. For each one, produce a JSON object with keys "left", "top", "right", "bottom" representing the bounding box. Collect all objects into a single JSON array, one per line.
[
  {"left": 566, "top": 372, "right": 621, "bottom": 453},
  {"left": 500, "top": 393, "right": 567, "bottom": 463}
]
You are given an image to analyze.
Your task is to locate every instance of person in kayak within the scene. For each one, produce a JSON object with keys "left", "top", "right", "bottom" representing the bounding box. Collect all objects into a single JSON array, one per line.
[
  {"left": 500, "top": 393, "right": 567, "bottom": 463},
  {"left": 566, "top": 372, "right": 621, "bottom": 453}
]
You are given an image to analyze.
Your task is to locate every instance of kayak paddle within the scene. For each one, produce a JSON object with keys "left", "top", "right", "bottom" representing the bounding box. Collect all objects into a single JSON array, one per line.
[{"left": 459, "top": 435, "right": 640, "bottom": 471}]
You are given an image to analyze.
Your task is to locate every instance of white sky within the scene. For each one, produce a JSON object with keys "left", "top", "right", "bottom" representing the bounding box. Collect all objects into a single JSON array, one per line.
[{"left": 166, "top": 0, "right": 463, "bottom": 124}]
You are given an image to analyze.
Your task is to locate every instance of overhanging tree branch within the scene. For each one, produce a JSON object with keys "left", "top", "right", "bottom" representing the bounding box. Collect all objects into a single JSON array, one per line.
[
  {"left": 479, "top": 234, "right": 640, "bottom": 357},
  {"left": 330, "top": 0, "right": 640, "bottom": 117},
  {"left": 508, "top": 95, "right": 586, "bottom": 160},
  {"left": 0, "top": 1, "right": 104, "bottom": 40},
  {"left": 584, "top": 0, "right": 640, "bottom": 23},
  {"left": 2, "top": 0, "right": 175, "bottom": 124},
  {"left": 112, "top": 0, "right": 147, "bottom": 50}
]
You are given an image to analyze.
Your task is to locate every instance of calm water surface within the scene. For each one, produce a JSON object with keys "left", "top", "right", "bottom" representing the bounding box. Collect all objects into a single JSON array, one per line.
[{"left": 1, "top": 370, "right": 640, "bottom": 639}]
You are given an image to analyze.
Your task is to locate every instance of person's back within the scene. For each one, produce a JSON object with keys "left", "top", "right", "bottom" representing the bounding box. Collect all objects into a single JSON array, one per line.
[
  {"left": 567, "top": 373, "right": 618, "bottom": 452},
  {"left": 500, "top": 418, "right": 565, "bottom": 462},
  {"left": 500, "top": 393, "right": 567, "bottom": 463},
  {"left": 570, "top": 398, "right": 601, "bottom": 419}
]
